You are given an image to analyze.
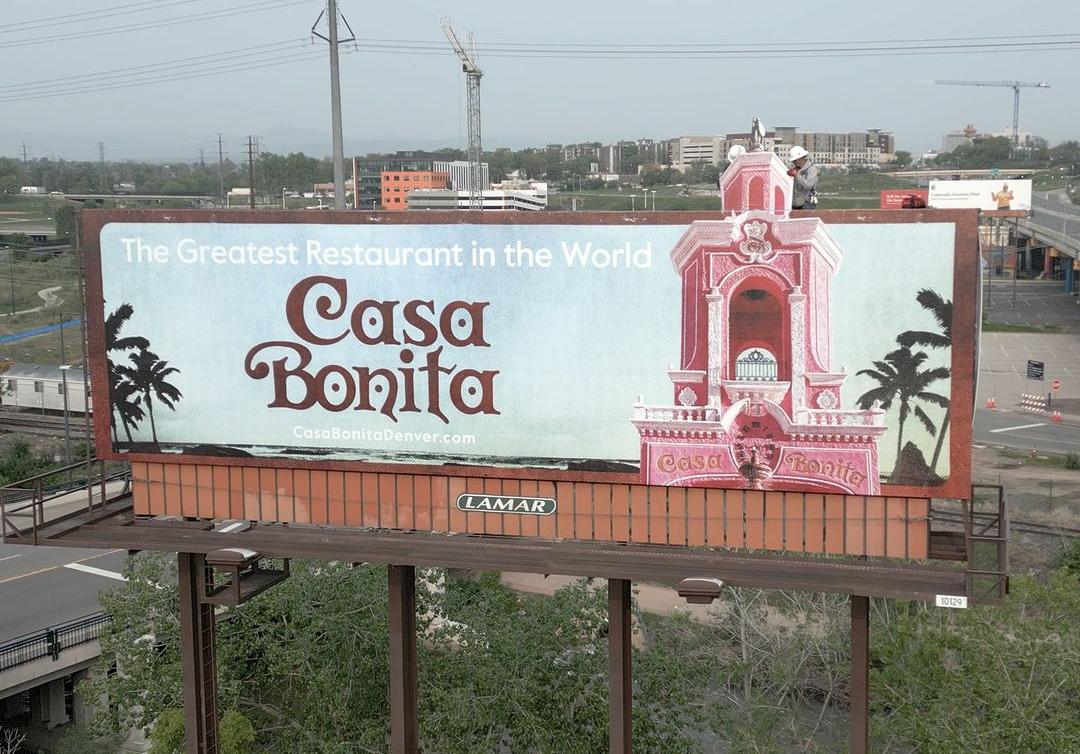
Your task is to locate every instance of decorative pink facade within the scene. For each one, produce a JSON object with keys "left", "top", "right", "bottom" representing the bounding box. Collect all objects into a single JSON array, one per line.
[{"left": 633, "top": 151, "right": 886, "bottom": 494}]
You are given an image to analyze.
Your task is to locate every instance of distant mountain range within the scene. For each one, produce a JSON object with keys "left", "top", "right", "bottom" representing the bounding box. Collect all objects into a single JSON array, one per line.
[{"left": 1, "top": 125, "right": 543, "bottom": 163}]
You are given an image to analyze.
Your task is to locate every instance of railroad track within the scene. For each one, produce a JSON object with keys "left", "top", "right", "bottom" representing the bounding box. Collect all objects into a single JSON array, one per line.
[
  {"left": 931, "top": 509, "right": 1080, "bottom": 539},
  {"left": 0, "top": 412, "right": 91, "bottom": 438}
]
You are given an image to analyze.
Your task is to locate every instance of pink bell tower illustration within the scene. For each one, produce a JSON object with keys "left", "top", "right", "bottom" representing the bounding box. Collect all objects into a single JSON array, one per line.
[{"left": 632, "top": 134, "right": 886, "bottom": 494}]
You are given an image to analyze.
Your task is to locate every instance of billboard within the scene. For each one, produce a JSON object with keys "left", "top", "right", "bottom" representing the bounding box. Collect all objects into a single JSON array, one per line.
[
  {"left": 87, "top": 215, "right": 976, "bottom": 504},
  {"left": 928, "top": 179, "right": 1032, "bottom": 211},
  {"left": 880, "top": 189, "right": 928, "bottom": 210}
]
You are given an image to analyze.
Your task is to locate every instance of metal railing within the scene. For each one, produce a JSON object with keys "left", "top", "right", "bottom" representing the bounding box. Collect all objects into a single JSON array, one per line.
[
  {"left": 734, "top": 349, "right": 779, "bottom": 381},
  {"left": 0, "top": 458, "right": 131, "bottom": 544},
  {"left": 0, "top": 612, "right": 110, "bottom": 672}
]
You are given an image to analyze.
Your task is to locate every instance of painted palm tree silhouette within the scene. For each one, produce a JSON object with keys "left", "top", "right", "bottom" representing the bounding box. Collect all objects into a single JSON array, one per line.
[
  {"left": 897, "top": 289, "right": 953, "bottom": 475},
  {"left": 104, "top": 304, "right": 149, "bottom": 443},
  {"left": 856, "top": 346, "right": 950, "bottom": 471},
  {"left": 128, "top": 349, "right": 182, "bottom": 446}
]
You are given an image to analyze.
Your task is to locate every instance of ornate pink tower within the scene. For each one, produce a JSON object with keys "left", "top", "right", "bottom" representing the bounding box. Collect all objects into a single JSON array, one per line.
[{"left": 632, "top": 147, "right": 886, "bottom": 494}]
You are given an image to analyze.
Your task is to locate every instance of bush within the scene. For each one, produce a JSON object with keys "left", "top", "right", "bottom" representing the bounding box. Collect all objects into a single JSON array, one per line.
[
  {"left": 1051, "top": 538, "right": 1080, "bottom": 574},
  {"left": 1065, "top": 452, "right": 1079, "bottom": 470}
]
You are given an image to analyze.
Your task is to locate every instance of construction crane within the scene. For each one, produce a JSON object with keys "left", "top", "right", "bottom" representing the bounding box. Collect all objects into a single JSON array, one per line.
[
  {"left": 442, "top": 18, "right": 484, "bottom": 210},
  {"left": 934, "top": 80, "right": 1050, "bottom": 150}
]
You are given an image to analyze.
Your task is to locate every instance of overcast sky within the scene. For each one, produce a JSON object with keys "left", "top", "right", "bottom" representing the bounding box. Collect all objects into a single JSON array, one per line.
[{"left": 2, "top": 0, "right": 1078, "bottom": 162}]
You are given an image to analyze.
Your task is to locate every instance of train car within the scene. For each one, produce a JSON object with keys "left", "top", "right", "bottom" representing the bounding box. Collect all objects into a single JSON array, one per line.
[{"left": 0, "top": 363, "right": 91, "bottom": 415}]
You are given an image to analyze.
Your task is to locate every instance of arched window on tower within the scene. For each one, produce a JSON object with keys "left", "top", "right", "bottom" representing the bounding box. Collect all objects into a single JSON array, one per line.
[{"left": 734, "top": 347, "right": 779, "bottom": 382}]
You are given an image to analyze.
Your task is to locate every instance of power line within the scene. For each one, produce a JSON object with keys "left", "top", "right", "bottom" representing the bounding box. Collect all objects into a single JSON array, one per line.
[
  {"left": 0, "top": 49, "right": 331, "bottom": 103},
  {"left": 0, "top": 0, "right": 316, "bottom": 50},
  {"left": 0, "top": 0, "right": 206, "bottom": 34},
  {"left": 1, "top": 32, "right": 1076, "bottom": 104},
  {"left": 0, "top": 39, "right": 306, "bottom": 93}
]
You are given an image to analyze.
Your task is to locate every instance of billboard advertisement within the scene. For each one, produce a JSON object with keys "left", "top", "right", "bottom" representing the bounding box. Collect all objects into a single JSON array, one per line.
[
  {"left": 87, "top": 214, "right": 975, "bottom": 501},
  {"left": 928, "top": 179, "right": 1032, "bottom": 211},
  {"left": 880, "top": 189, "right": 928, "bottom": 210}
]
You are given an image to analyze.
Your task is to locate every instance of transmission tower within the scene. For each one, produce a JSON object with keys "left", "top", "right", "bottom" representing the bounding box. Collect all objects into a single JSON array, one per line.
[{"left": 442, "top": 18, "right": 483, "bottom": 210}]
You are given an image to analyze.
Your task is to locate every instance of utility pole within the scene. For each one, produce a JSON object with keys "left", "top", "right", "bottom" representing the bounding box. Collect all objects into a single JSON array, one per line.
[
  {"left": 97, "top": 142, "right": 107, "bottom": 193},
  {"left": 20, "top": 140, "right": 28, "bottom": 172},
  {"left": 246, "top": 136, "right": 257, "bottom": 209},
  {"left": 312, "top": 1, "right": 355, "bottom": 211},
  {"left": 217, "top": 133, "right": 226, "bottom": 201},
  {"left": 199, "top": 148, "right": 205, "bottom": 168}
]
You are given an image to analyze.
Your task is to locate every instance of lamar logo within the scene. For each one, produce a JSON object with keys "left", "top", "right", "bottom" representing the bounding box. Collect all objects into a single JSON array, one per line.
[{"left": 456, "top": 494, "right": 556, "bottom": 515}]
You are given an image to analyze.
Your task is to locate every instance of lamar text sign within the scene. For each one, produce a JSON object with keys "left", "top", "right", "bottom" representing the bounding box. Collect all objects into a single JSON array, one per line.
[{"left": 86, "top": 212, "right": 976, "bottom": 500}]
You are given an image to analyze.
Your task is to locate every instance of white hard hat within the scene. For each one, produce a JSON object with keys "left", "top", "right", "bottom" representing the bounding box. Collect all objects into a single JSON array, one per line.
[{"left": 789, "top": 146, "right": 808, "bottom": 161}]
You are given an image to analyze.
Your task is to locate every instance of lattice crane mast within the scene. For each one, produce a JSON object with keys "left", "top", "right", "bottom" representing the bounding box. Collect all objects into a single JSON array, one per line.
[
  {"left": 442, "top": 18, "right": 484, "bottom": 210},
  {"left": 934, "top": 80, "right": 1049, "bottom": 150}
]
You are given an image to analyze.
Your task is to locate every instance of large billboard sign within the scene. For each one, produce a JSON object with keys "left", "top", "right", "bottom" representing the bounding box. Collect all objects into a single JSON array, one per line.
[
  {"left": 86, "top": 158, "right": 977, "bottom": 521},
  {"left": 928, "top": 179, "right": 1032, "bottom": 211}
]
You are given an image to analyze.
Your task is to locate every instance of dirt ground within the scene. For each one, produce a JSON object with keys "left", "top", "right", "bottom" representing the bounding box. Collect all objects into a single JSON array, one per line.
[{"left": 970, "top": 444, "right": 1080, "bottom": 571}]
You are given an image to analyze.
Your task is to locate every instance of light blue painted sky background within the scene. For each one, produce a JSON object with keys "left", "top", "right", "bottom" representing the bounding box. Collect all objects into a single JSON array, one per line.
[{"left": 100, "top": 221, "right": 953, "bottom": 472}]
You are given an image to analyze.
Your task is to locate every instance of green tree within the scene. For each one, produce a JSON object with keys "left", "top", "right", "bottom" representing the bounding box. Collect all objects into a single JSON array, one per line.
[
  {"left": 893, "top": 150, "right": 912, "bottom": 167},
  {"left": 856, "top": 346, "right": 950, "bottom": 469},
  {"left": 897, "top": 289, "right": 953, "bottom": 474}
]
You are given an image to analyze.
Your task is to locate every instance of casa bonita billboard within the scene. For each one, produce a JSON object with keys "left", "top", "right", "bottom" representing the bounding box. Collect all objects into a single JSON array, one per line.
[{"left": 86, "top": 155, "right": 976, "bottom": 500}]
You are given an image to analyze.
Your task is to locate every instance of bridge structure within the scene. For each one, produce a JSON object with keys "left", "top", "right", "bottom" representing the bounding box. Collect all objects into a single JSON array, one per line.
[
  {"left": 996, "top": 191, "right": 1080, "bottom": 293},
  {"left": 0, "top": 461, "right": 132, "bottom": 748}
]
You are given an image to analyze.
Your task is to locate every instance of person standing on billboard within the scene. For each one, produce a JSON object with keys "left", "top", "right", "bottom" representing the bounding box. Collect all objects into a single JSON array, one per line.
[
  {"left": 787, "top": 146, "right": 819, "bottom": 210},
  {"left": 991, "top": 182, "right": 1014, "bottom": 210}
]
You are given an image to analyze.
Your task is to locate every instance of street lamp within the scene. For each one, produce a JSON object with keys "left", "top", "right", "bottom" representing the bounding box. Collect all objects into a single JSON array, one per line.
[
  {"left": 631, "top": 194, "right": 637, "bottom": 211},
  {"left": 281, "top": 187, "right": 287, "bottom": 210}
]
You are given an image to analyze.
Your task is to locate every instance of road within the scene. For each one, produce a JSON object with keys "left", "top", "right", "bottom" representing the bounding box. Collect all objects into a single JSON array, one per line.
[
  {"left": 0, "top": 543, "right": 126, "bottom": 642},
  {"left": 973, "top": 408, "right": 1080, "bottom": 454}
]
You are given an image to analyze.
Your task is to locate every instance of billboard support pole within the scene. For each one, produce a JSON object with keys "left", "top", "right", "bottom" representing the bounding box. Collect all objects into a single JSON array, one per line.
[
  {"left": 850, "top": 595, "right": 870, "bottom": 754},
  {"left": 608, "top": 578, "right": 632, "bottom": 754},
  {"left": 179, "top": 552, "right": 218, "bottom": 754},
  {"left": 388, "top": 564, "right": 419, "bottom": 754}
]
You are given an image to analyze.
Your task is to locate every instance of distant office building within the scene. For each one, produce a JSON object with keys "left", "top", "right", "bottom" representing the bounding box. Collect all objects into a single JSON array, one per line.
[
  {"left": 669, "top": 136, "right": 723, "bottom": 170},
  {"left": 667, "top": 128, "right": 894, "bottom": 170},
  {"left": 381, "top": 170, "right": 450, "bottom": 211},
  {"left": 407, "top": 188, "right": 547, "bottom": 211},
  {"left": 942, "top": 124, "right": 978, "bottom": 152},
  {"left": 352, "top": 151, "right": 466, "bottom": 209},
  {"left": 432, "top": 160, "right": 490, "bottom": 193},
  {"left": 562, "top": 143, "right": 602, "bottom": 162}
]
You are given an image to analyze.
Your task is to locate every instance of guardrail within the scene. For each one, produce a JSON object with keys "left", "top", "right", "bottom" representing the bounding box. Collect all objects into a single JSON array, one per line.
[
  {"left": 0, "top": 458, "right": 131, "bottom": 544},
  {"left": 0, "top": 611, "right": 110, "bottom": 672}
]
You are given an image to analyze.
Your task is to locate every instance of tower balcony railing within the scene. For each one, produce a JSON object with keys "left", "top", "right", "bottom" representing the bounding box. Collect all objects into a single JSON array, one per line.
[{"left": 632, "top": 404, "right": 719, "bottom": 423}]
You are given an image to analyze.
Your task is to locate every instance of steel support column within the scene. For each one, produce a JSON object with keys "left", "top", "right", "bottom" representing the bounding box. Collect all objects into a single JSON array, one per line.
[
  {"left": 850, "top": 595, "right": 870, "bottom": 754},
  {"left": 178, "top": 552, "right": 218, "bottom": 754},
  {"left": 388, "top": 564, "right": 419, "bottom": 754},
  {"left": 608, "top": 578, "right": 632, "bottom": 754}
]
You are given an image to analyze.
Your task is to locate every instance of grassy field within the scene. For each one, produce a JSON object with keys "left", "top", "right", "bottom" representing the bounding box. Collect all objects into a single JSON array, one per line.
[{"left": 548, "top": 171, "right": 923, "bottom": 212}]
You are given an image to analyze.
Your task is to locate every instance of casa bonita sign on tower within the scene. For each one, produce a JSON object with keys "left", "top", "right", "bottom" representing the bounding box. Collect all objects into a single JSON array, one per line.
[{"left": 633, "top": 143, "right": 887, "bottom": 494}]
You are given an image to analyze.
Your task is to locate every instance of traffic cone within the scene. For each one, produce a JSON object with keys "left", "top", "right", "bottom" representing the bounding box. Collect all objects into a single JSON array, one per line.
[
  {"left": 1051, "top": 409, "right": 1063, "bottom": 423},
  {"left": 985, "top": 396, "right": 996, "bottom": 409}
]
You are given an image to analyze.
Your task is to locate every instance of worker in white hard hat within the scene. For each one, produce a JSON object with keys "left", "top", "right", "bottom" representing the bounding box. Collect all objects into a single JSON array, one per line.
[{"left": 787, "top": 146, "right": 819, "bottom": 210}]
